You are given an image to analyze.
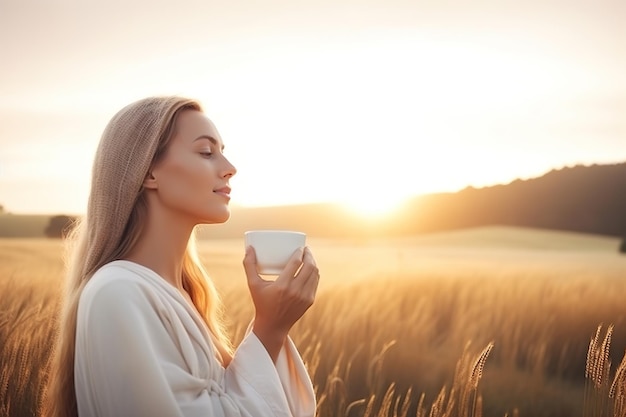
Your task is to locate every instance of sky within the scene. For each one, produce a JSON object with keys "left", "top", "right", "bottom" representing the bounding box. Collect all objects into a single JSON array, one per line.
[{"left": 0, "top": 0, "right": 625, "bottom": 215}]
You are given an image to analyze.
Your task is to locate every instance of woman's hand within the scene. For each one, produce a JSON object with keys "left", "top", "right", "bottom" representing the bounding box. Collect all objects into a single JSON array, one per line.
[{"left": 243, "top": 246, "right": 320, "bottom": 362}]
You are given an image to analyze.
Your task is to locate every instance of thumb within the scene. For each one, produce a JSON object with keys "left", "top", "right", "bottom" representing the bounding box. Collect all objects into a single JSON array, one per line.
[{"left": 243, "top": 246, "right": 261, "bottom": 285}]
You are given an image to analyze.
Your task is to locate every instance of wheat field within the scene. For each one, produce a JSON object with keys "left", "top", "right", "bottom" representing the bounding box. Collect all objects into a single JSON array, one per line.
[{"left": 1, "top": 227, "right": 626, "bottom": 417}]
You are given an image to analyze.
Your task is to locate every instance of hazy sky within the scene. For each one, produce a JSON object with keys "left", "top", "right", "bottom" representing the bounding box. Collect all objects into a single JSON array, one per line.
[{"left": 1, "top": 0, "right": 625, "bottom": 215}]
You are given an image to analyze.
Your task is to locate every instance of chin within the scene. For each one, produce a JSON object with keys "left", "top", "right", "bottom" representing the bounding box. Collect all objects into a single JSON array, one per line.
[{"left": 200, "top": 209, "right": 231, "bottom": 225}]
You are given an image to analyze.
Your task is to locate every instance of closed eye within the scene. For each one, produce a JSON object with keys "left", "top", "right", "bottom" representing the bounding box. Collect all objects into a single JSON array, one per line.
[{"left": 199, "top": 151, "right": 213, "bottom": 158}]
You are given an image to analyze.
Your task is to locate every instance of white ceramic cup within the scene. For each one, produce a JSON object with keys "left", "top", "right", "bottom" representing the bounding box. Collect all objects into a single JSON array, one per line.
[{"left": 244, "top": 230, "right": 306, "bottom": 275}]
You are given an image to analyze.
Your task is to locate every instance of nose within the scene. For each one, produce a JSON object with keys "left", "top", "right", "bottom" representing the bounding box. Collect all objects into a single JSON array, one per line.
[{"left": 221, "top": 155, "right": 237, "bottom": 178}]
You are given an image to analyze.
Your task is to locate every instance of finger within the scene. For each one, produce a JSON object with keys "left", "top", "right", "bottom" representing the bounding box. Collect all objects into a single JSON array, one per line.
[
  {"left": 301, "top": 268, "right": 320, "bottom": 303},
  {"left": 242, "top": 246, "right": 262, "bottom": 285},
  {"left": 294, "top": 247, "right": 317, "bottom": 281},
  {"left": 304, "top": 246, "right": 317, "bottom": 267},
  {"left": 276, "top": 247, "right": 305, "bottom": 284}
]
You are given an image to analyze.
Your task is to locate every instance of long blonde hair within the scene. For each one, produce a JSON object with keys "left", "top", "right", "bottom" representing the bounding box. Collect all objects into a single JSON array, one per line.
[{"left": 42, "top": 96, "right": 232, "bottom": 417}]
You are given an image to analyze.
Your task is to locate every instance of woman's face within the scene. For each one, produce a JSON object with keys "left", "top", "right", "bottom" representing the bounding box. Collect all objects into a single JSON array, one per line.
[{"left": 148, "top": 110, "right": 237, "bottom": 224}]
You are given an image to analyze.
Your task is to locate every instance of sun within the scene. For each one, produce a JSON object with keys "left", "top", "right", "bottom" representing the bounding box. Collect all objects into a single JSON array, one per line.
[{"left": 339, "top": 194, "right": 408, "bottom": 219}]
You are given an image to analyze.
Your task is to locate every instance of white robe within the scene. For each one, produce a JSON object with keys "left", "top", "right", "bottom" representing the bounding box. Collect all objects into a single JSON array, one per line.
[{"left": 74, "top": 260, "right": 316, "bottom": 417}]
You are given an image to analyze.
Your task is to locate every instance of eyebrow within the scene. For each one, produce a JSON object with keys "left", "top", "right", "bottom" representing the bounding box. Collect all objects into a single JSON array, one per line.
[{"left": 193, "top": 135, "right": 225, "bottom": 150}]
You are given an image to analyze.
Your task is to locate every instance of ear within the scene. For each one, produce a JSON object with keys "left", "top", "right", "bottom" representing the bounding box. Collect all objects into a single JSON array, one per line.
[{"left": 143, "top": 171, "right": 158, "bottom": 190}]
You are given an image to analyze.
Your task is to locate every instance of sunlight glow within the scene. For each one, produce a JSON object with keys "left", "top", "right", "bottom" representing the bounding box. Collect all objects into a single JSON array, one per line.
[{"left": 339, "top": 193, "right": 408, "bottom": 219}]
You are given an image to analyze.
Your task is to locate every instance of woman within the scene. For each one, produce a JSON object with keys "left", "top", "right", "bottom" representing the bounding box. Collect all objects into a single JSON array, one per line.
[{"left": 42, "top": 96, "right": 319, "bottom": 417}]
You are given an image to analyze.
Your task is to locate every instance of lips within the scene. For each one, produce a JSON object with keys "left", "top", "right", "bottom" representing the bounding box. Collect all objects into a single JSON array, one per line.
[{"left": 214, "top": 186, "right": 231, "bottom": 197}]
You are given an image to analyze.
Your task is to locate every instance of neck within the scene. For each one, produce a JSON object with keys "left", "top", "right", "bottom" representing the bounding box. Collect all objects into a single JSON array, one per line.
[{"left": 125, "top": 205, "right": 195, "bottom": 290}]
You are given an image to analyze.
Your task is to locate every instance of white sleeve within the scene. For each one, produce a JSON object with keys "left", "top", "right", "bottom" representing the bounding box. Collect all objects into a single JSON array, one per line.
[
  {"left": 74, "top": 278, "right": 315, "bottom": 417},
  {"left": 225, "top": 331, "right": 316, "bottom": 417}
]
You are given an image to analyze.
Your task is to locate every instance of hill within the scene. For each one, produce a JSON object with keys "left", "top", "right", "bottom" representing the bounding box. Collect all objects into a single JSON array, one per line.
[
  {"left": 0, "top": 214, "right": 51, "bottom": 238},
  {"left": 395, "top": 162, "right": 626, "bottom": 237}
]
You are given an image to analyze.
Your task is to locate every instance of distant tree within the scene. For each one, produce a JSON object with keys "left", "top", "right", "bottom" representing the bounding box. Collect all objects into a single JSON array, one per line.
[
  {"left": 620, "top": 237, "right": 626, "bottom": 254},
  {"left": 44, "top": 215, "right": 77, "bottom": 238},
  {"left": 0, "top": 204, "right": 4, "bottom": 214}
]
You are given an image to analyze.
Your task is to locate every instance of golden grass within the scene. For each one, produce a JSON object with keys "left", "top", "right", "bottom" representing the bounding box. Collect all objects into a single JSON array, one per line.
[
  {"left": 0, "top": 240, "right": 63, "bottom": 417},
  {"left": 1, "top": 228, "right": 626, "bottom": 417},
  {"left": 583, "top": 325, "right": 626, "bottom": 417}
]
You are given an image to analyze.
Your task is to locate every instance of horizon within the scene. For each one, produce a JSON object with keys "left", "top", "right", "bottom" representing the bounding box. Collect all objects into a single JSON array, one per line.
[
  {"left": 2, "top": 159, "right": 622, "bottom": 217},
  {"left": 1, "top": 0, "right": 625, "bottom": 216}
]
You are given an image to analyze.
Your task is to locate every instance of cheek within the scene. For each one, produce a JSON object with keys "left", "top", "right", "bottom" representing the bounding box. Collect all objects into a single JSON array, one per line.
[{"left": 158, "top": 160, "right": 214, "bottom": 203}]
